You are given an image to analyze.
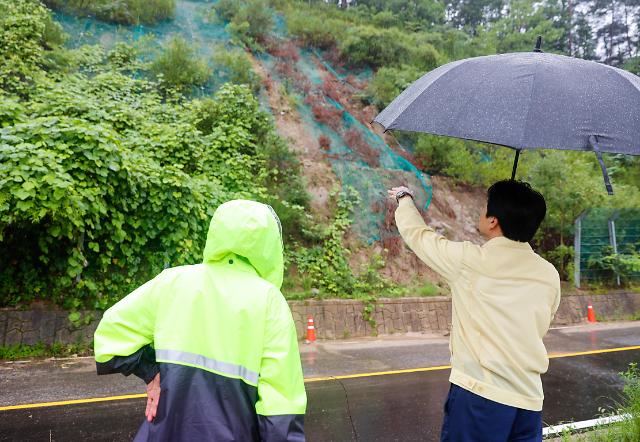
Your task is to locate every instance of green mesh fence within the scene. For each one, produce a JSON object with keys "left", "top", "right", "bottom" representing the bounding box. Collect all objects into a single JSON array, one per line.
[
  {"left": 53, "top": 0, "right": 432, "bottom": 242},
  {"left": 576, "top": 208, "right": 640, "bottom": 286}
]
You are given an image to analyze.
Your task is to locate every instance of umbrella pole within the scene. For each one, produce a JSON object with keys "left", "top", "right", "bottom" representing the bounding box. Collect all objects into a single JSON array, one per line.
[
  {"left": 511, "top": 149, "right": 521, "bottom": 180},
  {"left": 588, "top": 135, "right": 614, "bottom": 195}
]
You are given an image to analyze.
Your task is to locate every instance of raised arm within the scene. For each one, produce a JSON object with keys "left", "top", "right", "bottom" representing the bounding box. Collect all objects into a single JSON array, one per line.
[{"left": 392, "top": 190, "right": 467, "bottom": 281}]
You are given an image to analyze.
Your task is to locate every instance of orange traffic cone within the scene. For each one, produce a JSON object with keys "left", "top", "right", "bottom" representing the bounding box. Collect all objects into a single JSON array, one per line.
[
  {"left": 305, "top": 315, "right": 316, "bottom": 344},
  {"left": 587, "top": 303, "right": 597, "bottom": 323}
]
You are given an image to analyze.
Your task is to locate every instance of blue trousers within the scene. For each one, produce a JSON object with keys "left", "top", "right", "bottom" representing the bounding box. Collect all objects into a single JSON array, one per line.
[{"left": 440, "top": 384, "right": 542, "bottom": 442}]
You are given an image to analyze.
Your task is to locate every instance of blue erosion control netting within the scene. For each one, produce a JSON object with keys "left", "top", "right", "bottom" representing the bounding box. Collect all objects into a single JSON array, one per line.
[
  {"left": 257, "top": 46, "right": 432, "bottom": 242},
  {"left": 54, "top": 0, "right": 233, "bottom": 93},
  {"left": 576, "top": 208, "right": 640, "bottom": 285},
  {"left": 53, "top": 1, "right": 432, "bottom": 242}
]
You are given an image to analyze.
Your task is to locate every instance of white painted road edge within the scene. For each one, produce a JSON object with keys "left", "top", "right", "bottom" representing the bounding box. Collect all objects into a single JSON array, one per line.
[{"left": 543, "top": 413, "right": 631, "bottom": 437}]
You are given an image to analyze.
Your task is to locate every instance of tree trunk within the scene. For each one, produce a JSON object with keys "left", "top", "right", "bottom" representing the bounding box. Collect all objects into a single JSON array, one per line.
[
  {"left": 568, "top": 0, "right": 573, "bottom": 56},
  {"left": 624, "top": 4, "right": 633, "bottom": 58},
  {"left": 609, "top": 0, "right": 615, "bottom": 62}
]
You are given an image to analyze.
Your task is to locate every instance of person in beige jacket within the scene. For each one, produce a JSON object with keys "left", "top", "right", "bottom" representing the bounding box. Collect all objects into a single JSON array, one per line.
[{"left": 389, "top": 180, "right": 560, "bottom": 442}]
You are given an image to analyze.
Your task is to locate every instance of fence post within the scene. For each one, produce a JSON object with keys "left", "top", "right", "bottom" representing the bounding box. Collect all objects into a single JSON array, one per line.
[
  {"left": 608, "top": 210, "right": 621, "bottom": 286},
  {"left": 574, "top": 210, "right": 588, "bottom": 288}
]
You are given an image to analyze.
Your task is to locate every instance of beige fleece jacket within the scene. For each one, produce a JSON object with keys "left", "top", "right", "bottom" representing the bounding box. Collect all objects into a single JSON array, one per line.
[{"left": 396, "top": 197, "right": 561, "bottom": 411}]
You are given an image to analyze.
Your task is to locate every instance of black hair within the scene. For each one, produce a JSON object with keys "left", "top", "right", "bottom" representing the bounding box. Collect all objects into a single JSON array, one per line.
[{"left": 486, "top": 180, "right": 546, "bottom": 242}]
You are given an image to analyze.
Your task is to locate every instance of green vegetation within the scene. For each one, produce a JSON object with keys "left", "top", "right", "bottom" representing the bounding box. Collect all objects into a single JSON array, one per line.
[
  {"left": 212, "top": 0, "right": 275, "bottom": 50},
  {"left": 366, "top": 65, "right": 423, "bottom": 108},
  {"left": 554, "top": 363, "right": 640, "bottom": 440},
  {"left": 418, "top": 282, "right": 442, "bottom": 297},
  {"left": 0, "top": 0, "right": 308, "bottom": 310},
  {"left": 0, "top": 341, "right": 93, "bottom": 360},
  {"left": 623, "top": 57, "right": 640, "bottom": 76},
  {"left": 212, "top": 46, "right": 261, "bottom": 93},
  {"left": 3, "top": 0, "right": 640, "bottom": 311},
  {"left": 587, "top": 246, "right": 640, "bottom": 286},
  {"left": 289, "top": 187, "right": 403, "bottom": 299},
  {"left": 43, "top": 0, "right": 175, "bottom": 25},
  {"left": 151, "top": 36, "right": 211, "bottom": 92},
  {"left": 275, "top": 0, "right": 640, "bottom": 288}
]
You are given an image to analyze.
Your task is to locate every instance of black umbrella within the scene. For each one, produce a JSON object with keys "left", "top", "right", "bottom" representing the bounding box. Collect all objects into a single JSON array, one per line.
[{"left": 373, "top": 37, "right": 640, "bottom": 194}]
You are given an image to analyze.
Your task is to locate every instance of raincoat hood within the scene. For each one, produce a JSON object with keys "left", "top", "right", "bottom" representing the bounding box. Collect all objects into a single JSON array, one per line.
[{"left": 203, "top": 199, "right": 284, "bottom": 288}]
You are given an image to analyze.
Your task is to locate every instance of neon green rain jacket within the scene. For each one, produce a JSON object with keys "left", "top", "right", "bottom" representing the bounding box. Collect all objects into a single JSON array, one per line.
[{"left": 94, "top": 200, "right": 307, "bottom": 441}]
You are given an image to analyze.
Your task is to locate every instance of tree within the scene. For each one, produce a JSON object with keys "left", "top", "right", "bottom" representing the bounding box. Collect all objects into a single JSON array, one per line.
[
  {"left": 357, "top": 0, "right": 446, "bottom": 27},
  {"left": 572, "top": 11, "right": 597, "bottom": 59},
  {"left": 488, "top": 1, "right": 566, "bottom": 54},
  {"left": 591, "top": 0, "right": 640, "bottom": 65},
  {"left": 446, "top": 0, "right": 505, "bottom": 34}
]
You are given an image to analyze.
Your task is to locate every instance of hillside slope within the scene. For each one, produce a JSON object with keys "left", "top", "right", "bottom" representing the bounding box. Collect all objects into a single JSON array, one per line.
[
  {"left": 251, "top": 42, "right": 485, "bottom": 289},
  {"left": 47, "top": 1, "right": 488, "bottom": 295}
]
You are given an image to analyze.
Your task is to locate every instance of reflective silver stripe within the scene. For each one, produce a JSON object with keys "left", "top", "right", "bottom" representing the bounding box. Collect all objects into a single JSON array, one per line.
[{"left": 155, "top": 349, "right": 259, "bottom": 385}]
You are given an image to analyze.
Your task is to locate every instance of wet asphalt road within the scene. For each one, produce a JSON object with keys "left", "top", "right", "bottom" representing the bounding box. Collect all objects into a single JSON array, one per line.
[{"left": 1, "top": 322, "right": 639, "bottom": 441}]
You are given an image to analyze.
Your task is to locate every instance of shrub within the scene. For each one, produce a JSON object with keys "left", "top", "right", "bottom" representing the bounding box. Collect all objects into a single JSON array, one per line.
[
  {"left": 285, "top": 10, "right": 343, "bottom": 50},
  {"left": 211, "top": 0, "right": 241, "bottom": 22},
  {"left": 372, "top": 11, "right": 400, "bottom": 29},
  {"left": 212, "top": 46, "right": 260, "bottom": 93},
  {"left": 340, "top": 26, "right": 411, "bottom": 68},
  {"left": 623, "top": 57, "right": 640, "bottom": 76},
  {"left": 337, "top": 24, "right": 441, "bottom": 71},
  {"left": 0, "top": 0, "right": 53, "bottom": 94},
  {"left": 215, "top": 0, "right": 274, "bottom": 48},
  {"left": 0, "top": 9, "right": 309, "bottom": 310},
  {"left": 418, "top": 283, "right": 441, "bottom": 297},
  {"left": 542, "top": 244, "right": 574, "bottom": 282},
  {"left": 366, "top": 65, "right": 423, "bottom": 108},
  {"left": 412, "top": 134, "right": 462, "bottom": 174},
  {"left": 291, "top": 188, "right": 359, "bottom": 297},
  {"left": 410, "top": 41, "right": 440, "bottom": 71},
  {"left": 587, "top": 246, "right": 640, "bottom": 287},
  {"left": 43, "top": 0, "right": 175, "bottom": 25},
  {"left": 151, "top": 36, "right": 211, "bottom": 92},
  {"left": 107, "top": 42, "right": 140, "bottom": 69}
]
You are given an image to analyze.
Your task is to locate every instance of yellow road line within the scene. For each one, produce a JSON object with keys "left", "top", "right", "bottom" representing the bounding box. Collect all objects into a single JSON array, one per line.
[
  {"left": 0, "top": 394, "right": 146, "bottom": 411},
  {"left": 548, "top": 345, "right": 640, "bottom": 359},
  {"left": 304, "top": 364, "right": 452, "bottom": 383},
  {"left": 2, "top": 344, "right": 639, "bottom": 412}
]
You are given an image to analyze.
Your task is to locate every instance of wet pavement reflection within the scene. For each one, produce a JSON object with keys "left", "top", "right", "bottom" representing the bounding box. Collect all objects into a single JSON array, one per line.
[{"left": 1, "top": 322, "right": 639, "bottom": 441}]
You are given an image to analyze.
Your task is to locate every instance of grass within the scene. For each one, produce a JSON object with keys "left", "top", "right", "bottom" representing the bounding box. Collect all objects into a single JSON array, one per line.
[
  {"left": 0, "top": 342, "right": 93, "bottom": 361},
  {"left": 417, "top": 282, "right": 442, "bottom": 297},
  {"left": 545, "top": 364, "right": 640, "bottom": 441},
  {"left": 282, "top": 284, "right": 443, "bottom": 301}
]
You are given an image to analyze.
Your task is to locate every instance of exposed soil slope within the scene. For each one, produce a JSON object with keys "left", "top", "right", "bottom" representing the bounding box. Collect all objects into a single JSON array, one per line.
[{"left": 252, "top": 47, "right": 486, "bottom": 288}]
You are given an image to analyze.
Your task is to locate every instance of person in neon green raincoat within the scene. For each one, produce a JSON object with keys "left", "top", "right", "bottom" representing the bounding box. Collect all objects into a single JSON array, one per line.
[{"left": 94, "top": 200, "right": 307, "bottom": 441}]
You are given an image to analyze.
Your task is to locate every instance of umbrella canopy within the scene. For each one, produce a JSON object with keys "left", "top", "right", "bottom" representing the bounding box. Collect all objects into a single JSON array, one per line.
[{"left": 373, "top": 38, "right": 640, "bottom": 194}]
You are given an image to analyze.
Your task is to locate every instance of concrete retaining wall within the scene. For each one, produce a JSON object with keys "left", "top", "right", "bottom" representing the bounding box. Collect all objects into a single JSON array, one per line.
[{"left": 2, "top": 292, "right": 639, "bottom": 346}]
